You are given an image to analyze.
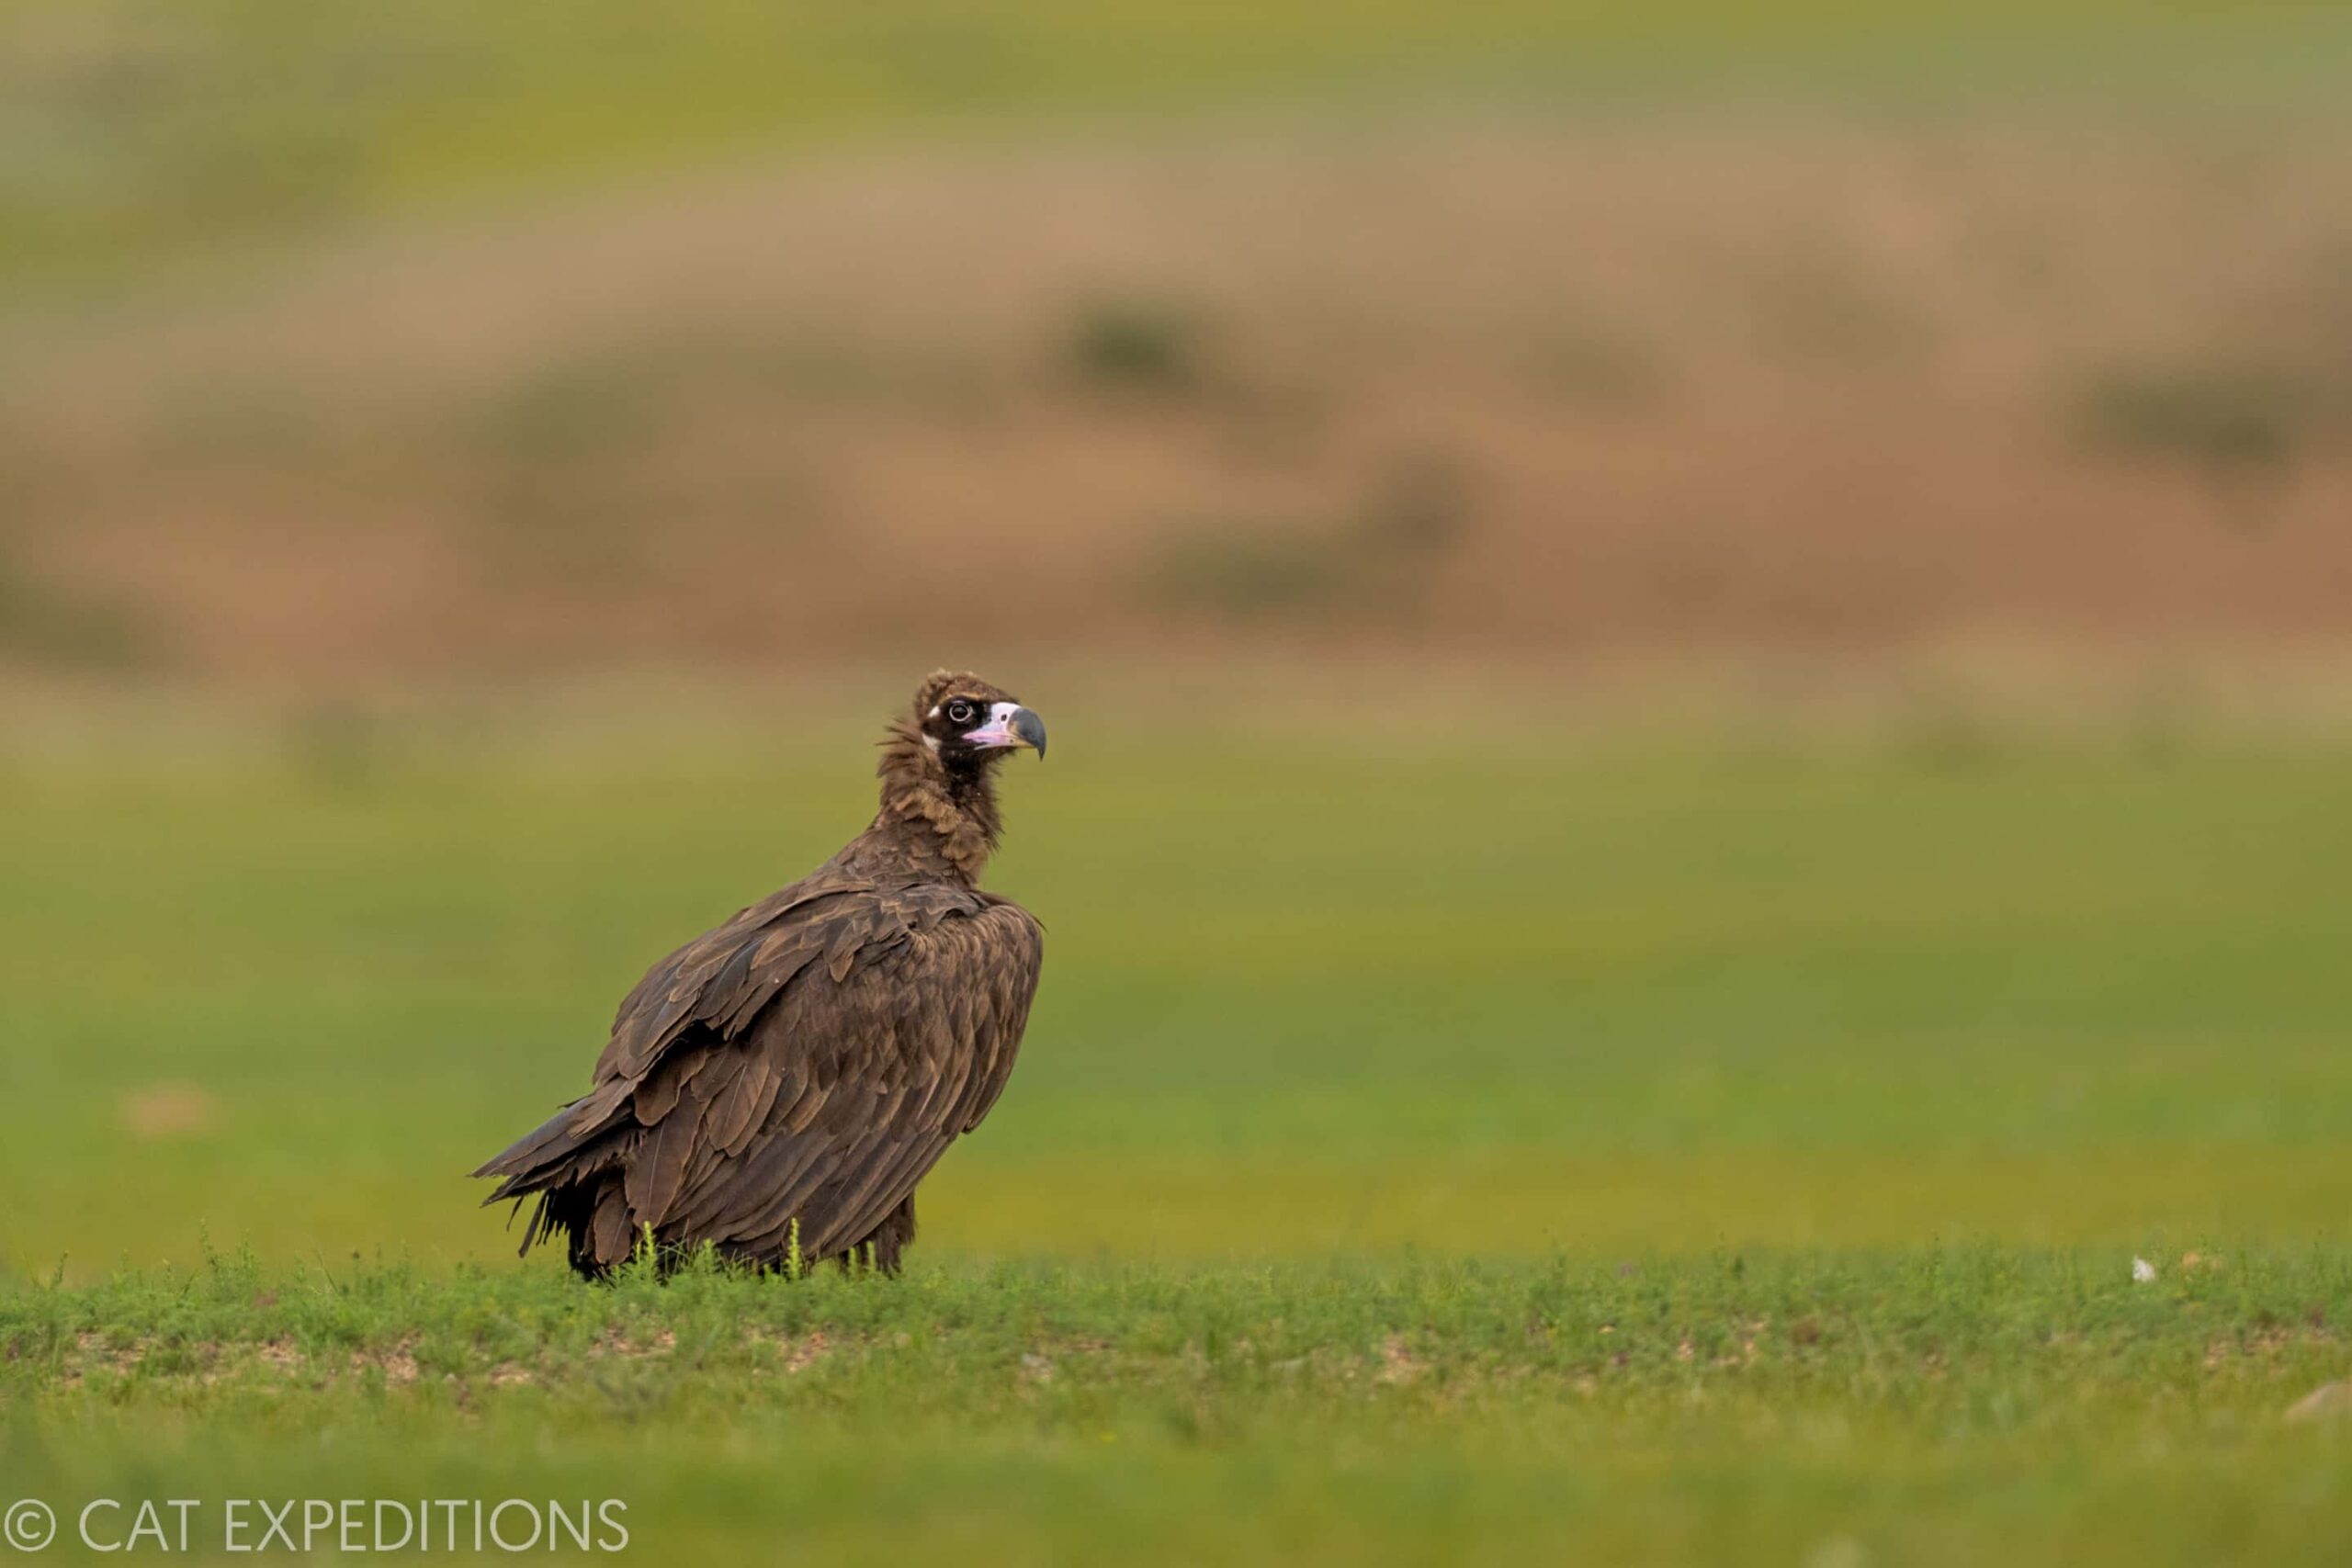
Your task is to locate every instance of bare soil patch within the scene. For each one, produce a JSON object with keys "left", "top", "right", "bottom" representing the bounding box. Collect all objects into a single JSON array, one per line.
[{"left": 5, "top": 113, "right": 2347, "bottom": 678}]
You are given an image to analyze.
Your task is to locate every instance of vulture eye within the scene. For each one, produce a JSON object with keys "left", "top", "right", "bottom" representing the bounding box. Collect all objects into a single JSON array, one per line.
[{"left": 946, "top": 700, "right": 977, "bottom": 725}]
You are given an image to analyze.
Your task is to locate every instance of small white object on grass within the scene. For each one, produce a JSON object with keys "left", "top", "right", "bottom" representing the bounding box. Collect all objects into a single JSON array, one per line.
[{"left": 2132, "top": 1257, "right": 2158, "bottom": 1283}]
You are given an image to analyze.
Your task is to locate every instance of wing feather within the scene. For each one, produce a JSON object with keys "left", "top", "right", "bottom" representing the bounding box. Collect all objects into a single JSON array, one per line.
[
  {"left": 627, "top": 1070, "right": 707, "bottom": 1223},
  {"left": 703, "top": 1049, "right": 772, "bottom": 1154},
  {"left": 591, "top": 1182, "right": 633, "bottom": 1261},
  {"left": 500, "top": 865, "right": 1041, "bottom": 1267},
  {"left": 675, "top": 897, "right": 1040, "bottom": 1258}
]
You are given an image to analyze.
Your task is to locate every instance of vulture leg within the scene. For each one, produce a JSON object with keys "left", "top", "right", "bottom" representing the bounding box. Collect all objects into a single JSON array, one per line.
[{"left": 840, "top": 1193, "right": 917, "bottom": 1275}]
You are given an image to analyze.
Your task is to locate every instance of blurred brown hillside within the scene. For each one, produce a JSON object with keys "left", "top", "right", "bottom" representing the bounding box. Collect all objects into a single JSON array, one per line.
[{"left": 4, "top": 112, "right": 2348, "bottom": 680}]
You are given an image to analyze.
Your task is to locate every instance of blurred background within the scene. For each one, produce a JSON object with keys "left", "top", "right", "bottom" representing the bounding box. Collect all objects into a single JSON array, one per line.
[{"left": 4, "top": 1, "right": 2350, "bottom": 1276}]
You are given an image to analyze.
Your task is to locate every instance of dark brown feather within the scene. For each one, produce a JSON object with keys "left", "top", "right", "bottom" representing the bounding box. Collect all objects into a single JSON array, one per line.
[{"left": 472, "top": 671, "right": 1046, "bottom": 1277}]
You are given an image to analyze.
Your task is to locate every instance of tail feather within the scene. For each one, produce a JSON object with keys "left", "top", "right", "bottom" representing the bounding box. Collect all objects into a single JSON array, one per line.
[
  {"left": 474, "top": 1098, "right": 639, "bottom": 1275},
  {"left": 473, "top": 1107, "right": 574, "bottom": 1180},
  {"left": 473, "top": 1093, "right": 629, "bottom": 1191}
]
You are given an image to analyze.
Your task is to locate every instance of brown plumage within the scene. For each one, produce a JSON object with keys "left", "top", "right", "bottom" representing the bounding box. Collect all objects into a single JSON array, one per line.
[{"left": 475, "top": 671, "right": 1047, "bottom": 1276}]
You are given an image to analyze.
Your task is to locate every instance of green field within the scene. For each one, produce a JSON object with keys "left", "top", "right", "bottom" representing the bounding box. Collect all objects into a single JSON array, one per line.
[
  {"left": 11, "top": 0, "right": 2352, "bottom": 1554},
  {"left": 6, "top": 696, "right": 2352, "bottom": 1269},
  {"left": 3, "top": 690, "right": 2351, "bottom": 1560},
  {"left": 6, "top": 1249, "right": 2352, "bottom": 1564}
]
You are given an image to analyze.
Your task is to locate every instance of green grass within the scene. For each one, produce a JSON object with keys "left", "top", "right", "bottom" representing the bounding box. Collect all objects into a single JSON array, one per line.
[
  {"left": 5, "top": 1248, "right": 2351, "bottom": 1564},
  {"left": 6, "top": 696, "right": 2352, "bottom": 1559},
  {"left": 4, "top": 713, "right": 2350, "bottom": 1269}
]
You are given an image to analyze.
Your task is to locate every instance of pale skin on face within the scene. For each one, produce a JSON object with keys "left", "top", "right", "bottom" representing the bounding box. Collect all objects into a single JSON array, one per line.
[{"left": 926, "top": 700, "right": 1035, "bottom": 754}]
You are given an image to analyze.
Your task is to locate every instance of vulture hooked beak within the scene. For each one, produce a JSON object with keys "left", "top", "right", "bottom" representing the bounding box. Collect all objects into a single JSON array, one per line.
[{"left": 964, "top": 703, "right": 1048, "bottom": 759}]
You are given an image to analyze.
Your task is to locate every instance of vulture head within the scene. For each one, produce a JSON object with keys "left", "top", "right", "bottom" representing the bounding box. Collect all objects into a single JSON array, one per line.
[
  {"left": 875, "top": 671, "right": 1047, "bottom": 882},
  {"left": 909, "top": 670, "right": 1047, "bottom": 773}
]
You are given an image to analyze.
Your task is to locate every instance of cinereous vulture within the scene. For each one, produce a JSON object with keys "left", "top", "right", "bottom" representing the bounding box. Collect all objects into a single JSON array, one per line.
[{"left": 475, "top": 671, "right": 1047, "bottom": 1276}]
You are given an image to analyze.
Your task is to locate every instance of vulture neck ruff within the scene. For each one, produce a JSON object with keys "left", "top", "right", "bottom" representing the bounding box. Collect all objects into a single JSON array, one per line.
[{"left": 869, "top": 718, "right": 1006, "bottom": 884}]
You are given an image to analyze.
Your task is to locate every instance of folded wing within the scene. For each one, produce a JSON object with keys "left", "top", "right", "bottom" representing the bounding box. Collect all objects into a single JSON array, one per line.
[{"left": 476, "top": 874, "right": 1043, "bottom": 1269}]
